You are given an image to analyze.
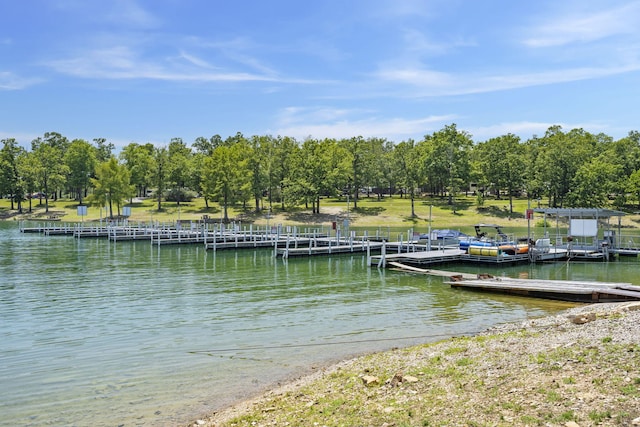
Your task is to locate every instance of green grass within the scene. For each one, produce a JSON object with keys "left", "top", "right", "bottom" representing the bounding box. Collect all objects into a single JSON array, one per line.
[{"left": 2, "top": 194, "right": 640, "bottom": 235}]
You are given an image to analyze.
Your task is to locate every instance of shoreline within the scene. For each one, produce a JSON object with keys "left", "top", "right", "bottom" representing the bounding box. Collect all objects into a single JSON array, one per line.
[{"left": 187, "top": 302, "right": 640, "bottom": 427}]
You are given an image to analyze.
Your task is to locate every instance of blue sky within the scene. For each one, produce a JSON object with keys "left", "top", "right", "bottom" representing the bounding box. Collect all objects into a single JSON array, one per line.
[{"left": 2, "top": 0, "right": 640, "bottom": 150}]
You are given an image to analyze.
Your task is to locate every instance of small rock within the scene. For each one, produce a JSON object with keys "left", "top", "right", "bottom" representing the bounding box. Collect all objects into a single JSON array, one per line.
[
  {"left": 569, "top": 312, "right": 596, "bottom": 324},
  {"left": 404, "top": 375, "right": 419, "bottom": 383},
  {"left": 361, "top": 375, "right": 379, "bottom": 386},
  {"left": 195, "top": 421, "right": 206, "bottom": 426},
  {"left": 565, "top": 421, "right": 581, "bottom": 427},
  {"left": 390, "top": 372, "right": 403, "bottom": 387},
  {"left": 632, "top": 416, "right": 640, "bottom": 425}
]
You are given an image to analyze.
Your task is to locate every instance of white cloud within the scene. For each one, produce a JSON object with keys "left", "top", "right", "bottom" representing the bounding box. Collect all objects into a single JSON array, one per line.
[
  {"left": 0, "top": 71, "right": 43, "bottom": 90},
  {"left": 523, "top": 2, "right": 640, "bottom": 47},
  {"left": 374, "top": 62, "right": 640, "bottom": 97},
  {"left": 46, "top": 45, "right": 281, "bottom": 83},
  {"left": 273, "top": 106, "right": 457, "bottom": 141}
]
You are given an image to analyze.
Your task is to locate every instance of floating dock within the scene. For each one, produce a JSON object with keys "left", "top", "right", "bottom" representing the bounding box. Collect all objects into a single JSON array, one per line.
[{"left": 448, "top": 277, "right": 640, "bottom": 303}]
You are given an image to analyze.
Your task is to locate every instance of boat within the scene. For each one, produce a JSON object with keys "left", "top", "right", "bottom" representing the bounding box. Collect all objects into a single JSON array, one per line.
[{"left": 461, "top": 224, "right": 529, "bottom": 255}]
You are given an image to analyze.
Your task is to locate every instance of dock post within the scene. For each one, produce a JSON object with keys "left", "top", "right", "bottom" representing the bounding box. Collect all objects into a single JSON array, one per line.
[
  {"left": 285, "top": 236, "right": 290, "bottom": 258},
  {"left": 378, "top": 241, "right": 386, "bottom": 268}
]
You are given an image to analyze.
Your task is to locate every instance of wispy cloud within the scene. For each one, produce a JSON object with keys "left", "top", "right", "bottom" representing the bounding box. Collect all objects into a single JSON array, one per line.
[
  {"left": 273, "top": 106, "right": 456, "bottom": 141},
  {"left": 522, "top": 2, "right": 640, "bottom": 47},
  {"left": 45, "top": 45, "right": 302, "bottom": 83},
  {"left": 106, "top": 0, "right": 161, "bottom": 29},
  {"left": 374, "top": 62, "right": 640, "bottom": 97},
  {"left": 0, "top": 71, "right": 43, "bottom": 90}
]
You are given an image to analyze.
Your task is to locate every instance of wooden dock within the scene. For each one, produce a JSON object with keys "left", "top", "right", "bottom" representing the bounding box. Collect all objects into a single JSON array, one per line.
[
  {"left": 277, "top": 239, "right": 384, "bottom": 258},
  {"left": 448, "top": 277, "right": 640, "bottom": 303}
]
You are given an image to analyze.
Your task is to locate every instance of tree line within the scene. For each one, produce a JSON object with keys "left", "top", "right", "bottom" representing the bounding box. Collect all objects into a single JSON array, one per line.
[{"left": 2, "top": 124, "right": 640, "bottom": 220}]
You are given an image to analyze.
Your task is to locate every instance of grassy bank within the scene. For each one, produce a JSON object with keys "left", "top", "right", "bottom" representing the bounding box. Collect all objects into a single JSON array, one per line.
[
  {"left": 3, "top": 195, "right": 640, "bottom": 237},
  {"left": 195, "top": 304, "right": 640, "bottom": 427}
]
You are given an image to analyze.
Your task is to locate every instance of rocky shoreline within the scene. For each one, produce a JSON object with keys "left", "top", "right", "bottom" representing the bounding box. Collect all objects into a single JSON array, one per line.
[{"left": 188, "top": 302, "right": 640, "bottom": 427}]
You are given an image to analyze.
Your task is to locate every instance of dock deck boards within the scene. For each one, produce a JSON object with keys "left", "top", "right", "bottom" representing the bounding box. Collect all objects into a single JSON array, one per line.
[{"left": 448, "top": 277, "right": 640, "bottom": 302}]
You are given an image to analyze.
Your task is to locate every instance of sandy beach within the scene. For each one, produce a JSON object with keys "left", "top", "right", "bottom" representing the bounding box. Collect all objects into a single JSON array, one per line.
[{"left": 187, "top": 302, "right": 640, "bottom": 427}]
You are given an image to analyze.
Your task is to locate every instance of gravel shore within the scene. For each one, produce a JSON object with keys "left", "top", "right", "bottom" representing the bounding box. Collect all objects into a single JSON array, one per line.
[{"left": 189, "top": 302, "right": 640, "bottom": 427}]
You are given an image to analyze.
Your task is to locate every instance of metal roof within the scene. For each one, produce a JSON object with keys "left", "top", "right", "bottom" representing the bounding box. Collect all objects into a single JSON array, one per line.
[{"left": 532, "top": 208, "right": 625, "bottom": 218}]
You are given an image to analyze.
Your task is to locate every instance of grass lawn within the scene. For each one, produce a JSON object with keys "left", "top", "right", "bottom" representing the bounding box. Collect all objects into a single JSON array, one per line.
[{"left": 2, "top": 195, "right": 639, "bottom": 237}]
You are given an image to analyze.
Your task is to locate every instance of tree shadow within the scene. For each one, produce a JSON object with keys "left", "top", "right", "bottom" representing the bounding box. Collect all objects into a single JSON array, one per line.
[
  {"left": 476, "top": 205, "right": 524, "bottom": 219},
  {"left": 352, "top": 206, "right": 385, "bottom": 216}
]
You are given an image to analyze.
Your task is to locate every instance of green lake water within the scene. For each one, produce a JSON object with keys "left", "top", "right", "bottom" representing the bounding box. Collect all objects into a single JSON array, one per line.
[{"left": 0, "top": 222, "right": 638, "bottom": 426}]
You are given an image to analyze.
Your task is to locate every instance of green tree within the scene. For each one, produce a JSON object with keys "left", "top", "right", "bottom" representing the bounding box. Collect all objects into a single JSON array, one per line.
[
  {"left": 628, "top": 169, "right": 640, "bottom": 209},
  {"left": 341, "top": 136, "right": 367, "bottom": 209},
  {"left": 394, "top": 140, "right": 422, "bottom": 217},
  {"left": 421, "top": 124, "right": 473, "bottom": 203},
  {"left": 17, "top": 150, "right": 39, "bottom": 213},
  {"left": 120, "top": 143, "right": 154, "bottom": 198},
  {"left": 201, "top": 143, "right": 249, "bottom": 222},
  {"left": 248, "top": 135, "right": 270, "bottom": 212},
  {"left": 166, "top": 138, "right": 193, "bottom": 205},
  {"left": 90, "top": 157, "right": 133, "bottom": 218},
  {"left": 475, "top": 134, "right": 526, "bottom": 213},
  {"left": 566, "top": 158, "right": 621, "bottom": 208},
  {"left": 31, "top": 133, "right": 70, "bottom": 212},
  {"left": 152, "top": 147, "right": 169, "bottom": 211},
  {"left": 93, "top": 138, "right": 115, "bottom": 163},
  {"left": 64, "top": 139, "right": 97, "bottom": 205},
  {"left": 0, "top": 138, "right": 24, "bottom": 211},
  {"left": 535, "top": 126, "right": 596, "bottom": 207}
]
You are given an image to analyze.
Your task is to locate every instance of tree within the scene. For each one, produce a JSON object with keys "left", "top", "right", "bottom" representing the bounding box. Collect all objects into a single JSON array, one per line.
[
  {"left": 566, "top": 159, "right": 621, "bottom": 208},
  {"left": 120, "top": 143, "right": 154, "bottom": 198},
  {"left": 341, "top": 136, "right": 367, "bottom": 209},
  {"left": 535, "top": 126, "right": 595, "bottom": 207},
  {"left": 17, "top": 150, "right": 39, "bottom": 213},
  {"left": 166, "top": 138, "right": 193, "bottom": 205},
  {"left": 628, "top": 169, "right": 640, "bottom": 209},
  {"left": 90, "top": 157, "right": 133, "bottom": 218},
  {"left": 248, "top": 135, "right": 269, "bottom": 212},
  {"left": 31, "top": 133, "right": 70, "bottom": 213},
  {"left": 64, "top": 139, "right": 97, "bottom": 205},
  {"left": 393, "top": 140, "right": 421, "bottom": 217},
  {"left": 0, "top": 138, "right": 24, "bottom": 211},
  {"left": 200, "top": 143, "right": 249, "bottom": 222},
  {"left": 475, "top": 134, "right": 526, "bottom": 213},
  {"left": 152, "top": 147, "right": 169, "bottom": 211},
  {"left": 421, "top": 124, "right": 473, "bottom": 203},
  {"left": 93, "top": 138, "right": 115, "bottom": 163}
]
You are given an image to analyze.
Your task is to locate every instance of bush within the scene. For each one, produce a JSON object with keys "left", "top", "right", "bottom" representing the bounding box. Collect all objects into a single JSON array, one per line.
[{"left": 165, "top": 188, "right": 196, "bottom": 203}]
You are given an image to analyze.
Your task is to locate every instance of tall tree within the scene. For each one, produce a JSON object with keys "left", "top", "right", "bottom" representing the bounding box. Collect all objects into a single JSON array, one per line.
[
  {"left": 341, "top": 136, "right": 367, "bottom": 209},
  {"left": 475, "top": 134, "right": 526, "bottom": 213},
  {"left": 248, "top": 135, "right": 269, "bottom": 212},
  {"left": 166, "top": 138, "right": 193, "bottom": 205},
  {"left": 17, "top": 150, "right": 39, "bottom": 213},
  {"left": 152, "top": 147, "right": 169, "bottom": 211},
  {"left": 421, "top": 124, "right": 473, "bottom": 204},
  {"left": 0, "top": 138, "right": 24, "bottom": 210},
  {"left": 120, "top": 143, "right": 154, "bottom": 198},
  {"left": 535, "top": 126, "right": 596, "bottom": 207},
  {"left": 90, "top": 157, "right": 133, "bottom": 218},
  {"left": 64, "top": 139, "right": 97, "bottom": 205},
  {"left": 201, "top": 144, "right": 249, "bottom": 222},
  {"left": 566, "top": 159, "right": 621, "bottom": 208},
  {"left": 394, "top": 140, "right": 421, "bottom": 217},
  {"left": 31, "top": 133, "right": 70, "bottom": 212},
  {"left": 93, "top": 138, "right": 115, "bottom": 163}
]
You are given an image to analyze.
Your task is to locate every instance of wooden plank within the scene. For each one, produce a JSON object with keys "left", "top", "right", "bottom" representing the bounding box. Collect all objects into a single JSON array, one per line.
[{"left": 387, "top": 262, "right": 478, "bottom": 280}]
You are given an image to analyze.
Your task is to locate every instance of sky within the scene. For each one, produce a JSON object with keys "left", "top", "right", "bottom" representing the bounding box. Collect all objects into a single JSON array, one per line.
[{"left": 2, "top": 0, "right": 640, "bottom": 150}]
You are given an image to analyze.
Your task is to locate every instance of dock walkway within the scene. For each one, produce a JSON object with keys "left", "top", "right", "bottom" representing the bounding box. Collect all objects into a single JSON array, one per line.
[{"left": 448, "top": 277, "right": 640, "bottom": 302}]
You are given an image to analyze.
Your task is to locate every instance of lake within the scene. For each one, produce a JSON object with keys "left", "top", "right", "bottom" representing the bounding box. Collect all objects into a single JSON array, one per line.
[{"left": 1, "top": 221, "right": 637, "bottom": 426}]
